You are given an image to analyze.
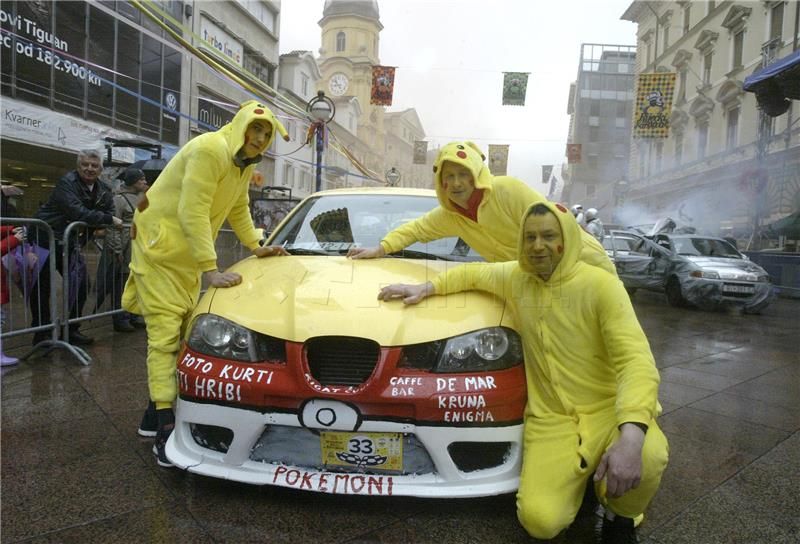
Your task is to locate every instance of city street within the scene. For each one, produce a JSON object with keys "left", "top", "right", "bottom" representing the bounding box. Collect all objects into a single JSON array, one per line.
[{"left": 1, "top": 292, "right": 797, "bottom": 544}]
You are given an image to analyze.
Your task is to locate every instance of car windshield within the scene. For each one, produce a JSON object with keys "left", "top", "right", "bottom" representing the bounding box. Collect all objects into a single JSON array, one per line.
[
  {"left": 672, "top": 238, "right": 742, "bottom": 258},
  {"left": 270, "top": 194, "right": 482, "bottom": 261}
]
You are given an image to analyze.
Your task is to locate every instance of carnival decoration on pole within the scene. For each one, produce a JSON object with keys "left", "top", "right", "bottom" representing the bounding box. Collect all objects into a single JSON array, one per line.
[
  {"left": 371, "top": 66, "right": 396, "bottom": 106},
  {"left": 633, "top": 73, "right": 676, "bottom": 138},
  {"left": 502, "top": 72, "right": 529, "bottom": 106},
  {"left": 488, "top": 145, "right": 510, "bottom": 175}
]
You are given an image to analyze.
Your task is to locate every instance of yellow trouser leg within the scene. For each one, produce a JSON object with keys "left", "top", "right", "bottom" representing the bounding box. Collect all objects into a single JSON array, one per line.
[
  {"left": 516, "top": 412, "right": 669, "bottom": 539},
  {"left": 125, "top": 269, "right": 199, "bottom": 404}
]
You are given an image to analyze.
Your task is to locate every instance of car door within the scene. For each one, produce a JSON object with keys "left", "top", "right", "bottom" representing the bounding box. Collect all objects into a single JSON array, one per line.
[
  {"left": 609, "top": 232, "right": 652, "bottom": 289},
  {"left": 646, "top": 235, "right": 672, "bottom": 290}
]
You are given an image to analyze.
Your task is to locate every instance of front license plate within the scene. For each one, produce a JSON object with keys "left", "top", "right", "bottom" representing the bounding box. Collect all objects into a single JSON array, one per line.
[
  {"left": 722, "top": 284, "right": 755, "bottom": 294},
  {"left": 320, "top": 432, "right": 403, "bottom": 471}
]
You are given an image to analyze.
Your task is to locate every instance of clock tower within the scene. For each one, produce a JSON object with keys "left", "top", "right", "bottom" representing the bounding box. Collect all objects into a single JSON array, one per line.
[{"left": 318, "top": 0, "right": 385, "bottom": 163}]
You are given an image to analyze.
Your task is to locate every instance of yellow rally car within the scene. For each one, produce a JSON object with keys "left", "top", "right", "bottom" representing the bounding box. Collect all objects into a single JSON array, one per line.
[{"left": 166, "top": 188, "right": 526, "bottom": 497}]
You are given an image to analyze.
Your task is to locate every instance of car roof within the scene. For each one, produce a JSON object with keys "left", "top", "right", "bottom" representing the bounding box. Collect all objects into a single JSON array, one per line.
[{"left": 312, "top": 187, "right": 437, "bottom": 198}]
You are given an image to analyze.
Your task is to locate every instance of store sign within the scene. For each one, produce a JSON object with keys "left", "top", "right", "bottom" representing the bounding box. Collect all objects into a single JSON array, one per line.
[
  {"left": 197, "top": 96, "right": 236, "bottom": 131},
  {"left": 1, "top": 97, "right": 137, "bottom": 162},
  {"left": 200, "top": 16, "right": 243, "bottom": 67}
]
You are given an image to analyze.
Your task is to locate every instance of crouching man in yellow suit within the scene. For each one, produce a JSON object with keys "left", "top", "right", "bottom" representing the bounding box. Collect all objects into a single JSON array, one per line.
[
  {"left": 377, "top": 201, "right": 669, "bottom": 543},
  {"left": 122, "top": 101, "right": 290, "bottom": 467}
]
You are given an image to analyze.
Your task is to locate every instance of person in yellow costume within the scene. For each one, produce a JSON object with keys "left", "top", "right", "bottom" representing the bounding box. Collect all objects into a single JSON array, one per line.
[
  {"left": 122, "top": 100, "right": 290, "bottom": 467},
  {"left": 348, "top": 141, "right": 614, "bottom": 275},
  {"left": 377, "top": 201, "right": 668, "bottom": 543}
]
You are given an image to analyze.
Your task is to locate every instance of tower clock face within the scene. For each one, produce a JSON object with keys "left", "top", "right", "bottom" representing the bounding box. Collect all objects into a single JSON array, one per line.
[{"left": 329, "top": 73, "right": 349, "bottom": 96}]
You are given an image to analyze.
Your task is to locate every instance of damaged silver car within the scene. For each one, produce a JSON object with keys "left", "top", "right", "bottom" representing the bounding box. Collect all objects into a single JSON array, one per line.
[{"left": 605, "top": 231, "right": 776, "bottom": 312}]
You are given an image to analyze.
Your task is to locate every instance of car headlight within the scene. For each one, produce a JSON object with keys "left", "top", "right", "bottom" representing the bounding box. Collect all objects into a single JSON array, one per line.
[
  {"left": 187, "top": 314, "right": 286, "bottom": 364},
  {"left": 690, "top": 270, "right": 719, "bottom": 279},
  {"left": 757, "top": 274, "right": 771, "bottom": 283},
  {"left": 399, "top": 327, "right": 523, "bottom": 373}
]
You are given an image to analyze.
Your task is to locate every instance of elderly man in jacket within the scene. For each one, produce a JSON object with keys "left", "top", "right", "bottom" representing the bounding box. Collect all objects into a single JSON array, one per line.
[{"left": 30, "top": 149, "right": 122, "bottom": 346}]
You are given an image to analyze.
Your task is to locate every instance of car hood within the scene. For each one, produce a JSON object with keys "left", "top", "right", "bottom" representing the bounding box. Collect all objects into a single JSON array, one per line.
[
  {"left": 202, "top": 256, "right": 508, "bottom": 346},
  {"left": 683, "top": 256, "right": 767, "bottom": 275}
]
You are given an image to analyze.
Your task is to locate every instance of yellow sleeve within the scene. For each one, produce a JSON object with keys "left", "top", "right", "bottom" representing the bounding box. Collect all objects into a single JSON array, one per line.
[
  {"left": 227, "top": 178, "right": 262, "bottom": 251},
  {"left": 596, "top": 275, "right": 660, "bottom": 427},
  {"left": 178, "top": 146, "right": 226, "bottom": 271},
  {"left": 430, "top": 261, "right": 515, "bottom": 300},
  {"left": 380, "top": 207, "right": 459, "bottom": 254},
  {"left": 580, "top": 229, "right": 617, "bottom": 276}
]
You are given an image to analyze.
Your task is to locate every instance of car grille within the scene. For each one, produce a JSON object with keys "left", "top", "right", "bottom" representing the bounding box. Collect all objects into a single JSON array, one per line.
[{"left": 306, "top": 336, "right": 380, "bottom": 386}]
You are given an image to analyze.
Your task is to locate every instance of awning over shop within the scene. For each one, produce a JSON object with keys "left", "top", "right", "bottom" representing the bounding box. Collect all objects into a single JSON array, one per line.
[
  {"left": 761, "top": 211, "right": 800, "bottom": 239},
  {"left": 743, "top": 49, "right": 800, "bottom": 116}
]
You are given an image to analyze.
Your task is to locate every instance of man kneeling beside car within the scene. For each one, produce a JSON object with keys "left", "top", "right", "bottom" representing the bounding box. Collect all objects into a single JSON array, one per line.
[{"left": 377, "top": 201, "right": 669, "bottom": 543}]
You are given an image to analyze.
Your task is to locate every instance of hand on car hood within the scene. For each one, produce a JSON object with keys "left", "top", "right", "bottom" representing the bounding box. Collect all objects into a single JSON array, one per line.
[{"left": 204, "top": 256, "right": 507, "bottom": 346}]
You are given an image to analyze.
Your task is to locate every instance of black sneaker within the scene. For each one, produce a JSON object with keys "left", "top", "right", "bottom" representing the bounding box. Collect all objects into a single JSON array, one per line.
[
  {"left": 31, "top": 331, "right": 50, "bottom": 346},
  {"left": 69, "top": 329, "right": 94, "bottom": 346},
  {"left": 137, "top": 401, "right": 158, "bottom": 437},
  {"left": 152, "top": 408, "right": 175, "bottom": 468},
  {"left": 113, "top": 320, "right": 136, "bottom": 333},
  {"left": 601, "top": 515, "right": 639, "bottom": 544},
  {"left": 130, "top": 316, "right": 146, "bottom": 329}
]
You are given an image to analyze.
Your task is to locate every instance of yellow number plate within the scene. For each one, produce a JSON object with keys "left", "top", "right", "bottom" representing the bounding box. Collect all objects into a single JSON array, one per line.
[{"left": 320, "top": 432, "right": 403, "bottom": 471}]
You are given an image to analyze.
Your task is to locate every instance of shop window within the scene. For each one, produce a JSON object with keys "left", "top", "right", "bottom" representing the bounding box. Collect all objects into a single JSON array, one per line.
[
  {"left": 140, "top": 34, "right": 163, "bottom": 138},
  {"left": 161, "top": 47, "right": 181, "bottom": 145},
  {"left": 87, "top": 5, "right": 115, "bottom": 125},
  {"left": 53, "top": 2, "right": 87, "bottom": 116},
  {"left": 9, "top": 1, "right": 53, "bottom": 107},
  {"left": 115, "top": 21, "right": 141, "bottom": 132}
]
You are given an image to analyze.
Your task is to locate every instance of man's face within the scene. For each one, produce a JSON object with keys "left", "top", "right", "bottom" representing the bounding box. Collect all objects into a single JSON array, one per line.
[
  {"left": 243, "top": 121, "right": 273, "bottom": 159},
  {"left": 440, "top": 161, "right": 475, "bottom": 208},
  {"left": 132, "top": 178, "right": 149, "bottom": 193},
  {"left": 77, "top": 156, "right": 102, "bottom": 183},
  {"left": 522, "top": 211, "right": 564, "bottom": 280}
]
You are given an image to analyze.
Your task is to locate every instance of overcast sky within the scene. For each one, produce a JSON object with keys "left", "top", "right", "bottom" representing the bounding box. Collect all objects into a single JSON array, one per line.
[{"left": 278, "top": 0, "right": 637, "bottom": 191}]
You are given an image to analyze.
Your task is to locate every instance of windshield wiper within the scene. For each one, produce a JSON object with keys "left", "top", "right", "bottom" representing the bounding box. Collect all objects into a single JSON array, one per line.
[
  {"left": 285, "top": 247, "right": 339, "bottom": 256},
  {"left": 387, "top": 249, "right": 450, "bottom": 261}
]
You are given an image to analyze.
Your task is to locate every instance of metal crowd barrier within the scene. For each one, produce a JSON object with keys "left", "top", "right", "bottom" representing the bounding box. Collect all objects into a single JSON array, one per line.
[
  {"left": 0, "top": 218, "right": 89, "bottom": 365},
  {"left": 1, "top": 220, "right": 259, "bottom": 367}
]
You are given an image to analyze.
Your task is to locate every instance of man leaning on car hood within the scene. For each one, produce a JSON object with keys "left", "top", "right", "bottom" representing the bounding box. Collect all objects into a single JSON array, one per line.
[
  {"left": 122, "top": 100, "right": 290, "bottom": 467},
  {"left": 377, "top": 201, "right": 668, "bottom": 543}
]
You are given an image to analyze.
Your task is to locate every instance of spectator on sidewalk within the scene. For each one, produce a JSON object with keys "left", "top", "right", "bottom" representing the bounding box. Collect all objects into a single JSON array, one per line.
[
  {"left": 30, "top": 149, "right": 121, "bottom": 346},
  {"left": 377, "top": 201, "right": 668, "bottom": 543},
  {"left": 1, "top": 186, "right": 26, "bottom": 366},
  {"left": 96, "top": 167, "right": 149, "bottom": 332}
]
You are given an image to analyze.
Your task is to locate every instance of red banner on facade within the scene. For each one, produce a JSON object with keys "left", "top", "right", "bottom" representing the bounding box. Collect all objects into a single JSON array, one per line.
[
  {"left": 566, "top": 144, "right": 582, "bottom": 164},
  {"left": 371, "top": 66, "right": 396, "bottom": 106}
]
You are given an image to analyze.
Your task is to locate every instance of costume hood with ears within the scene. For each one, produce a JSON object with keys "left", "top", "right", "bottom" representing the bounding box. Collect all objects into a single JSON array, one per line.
[
  {"left": 517, "top": 200, "right": 584, "bottom": 285},
  {"left": 219, "top": 100, "right": 289, "bottom": 158},
  {"left": 432, "top": 141, "right": 493, "bottom": 212}
]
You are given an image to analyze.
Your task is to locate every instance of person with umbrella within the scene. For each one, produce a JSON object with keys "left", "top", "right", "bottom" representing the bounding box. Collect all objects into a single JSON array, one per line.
[
  {"left": 95, "top": 167, "right": 149, "bottom": 332},
  {"left": 122, "top": 100, "right": 290, "bottom": 467}
]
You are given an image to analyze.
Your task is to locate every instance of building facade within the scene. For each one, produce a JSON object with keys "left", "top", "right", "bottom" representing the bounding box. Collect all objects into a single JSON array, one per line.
[
  {"left": 621, "top": 1, "right": 800, "bottom": 240},
  {"left": 563, "top": 44, "right": 637, "bottom": 221}
]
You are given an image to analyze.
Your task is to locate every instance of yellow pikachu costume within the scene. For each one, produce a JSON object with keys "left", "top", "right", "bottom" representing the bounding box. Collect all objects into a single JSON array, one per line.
[
  {"left": 429, "top": 201, "right": 668, "bottom": 539},
  {"left": 122, "top": 101, "right": 288, "bottom": 406},
  {"left": 380, "top": 141, "right": 615, "bottom": 273}
]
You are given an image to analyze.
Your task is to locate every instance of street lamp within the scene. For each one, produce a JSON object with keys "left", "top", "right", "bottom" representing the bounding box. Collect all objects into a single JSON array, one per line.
[
  {"left": 385, "top": 167, "right": 401, "bottom": 186},
  {"left": 306, "top": 91, "right": 335, "bottom": 192}
]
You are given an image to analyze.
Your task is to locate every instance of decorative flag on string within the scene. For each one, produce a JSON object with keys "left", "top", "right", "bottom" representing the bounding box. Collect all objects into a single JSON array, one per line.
[
  {"left": 413, "top": 140, "right": 428, "bottom": 164},
  {"left": 633, "top": 72, "right": 677, "bottom": 138},
  {"left": 502, "top": 72, "right": 529, "bottom": 106},
  {"left": 488, "top": 144, "right": 510, "bottom": 176},
  {"left": 542, "top": 164, "right": 554, "bottom": 184},
  {"left": 371, "top": 66, "right": 396, "bottom": 105},
  {"left": 566, "top": 144, "right": 582, "bottom": 164}
]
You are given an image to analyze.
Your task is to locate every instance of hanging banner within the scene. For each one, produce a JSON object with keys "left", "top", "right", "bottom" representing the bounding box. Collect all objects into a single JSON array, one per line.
[
  {"left": 566, "top": 144, "right": 582, "bottom": 164},
  {"left": 633, "top": 72, "right": 676, "bottom": 138},
  {"left": 488, "top": 144, "right": 510, "bottom": 176},
  {"left": 502, "top": 72, "right": 529, "bottom": 106},
  {"left": 541, "top": 164, "right": 554, "bottom": 184},
  {"left": 413, "top": 140, "right": 428, "bottom": 164},
  {"left": 371, "top": 66, "right": 396, "bottom": 106}
]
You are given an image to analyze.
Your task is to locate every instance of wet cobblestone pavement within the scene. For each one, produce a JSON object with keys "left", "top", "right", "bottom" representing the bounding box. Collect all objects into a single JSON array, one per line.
[{"left": 2, "top": 292, "right": 798, "bottom": 543}]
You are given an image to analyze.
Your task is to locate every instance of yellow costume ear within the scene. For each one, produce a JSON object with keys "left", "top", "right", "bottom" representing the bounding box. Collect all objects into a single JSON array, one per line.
[
  {"left": 464, "top": 141, "right": 486, "bottom": 161},
  {"left": 272, "top": 117, "right": 290, "bottom": 141}
]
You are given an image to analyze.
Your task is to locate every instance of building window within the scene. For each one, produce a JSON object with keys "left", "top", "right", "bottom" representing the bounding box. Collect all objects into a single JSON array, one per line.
[
  {"left": 662, "top": 25, "right": 670, "bottom": 52},
  {"left": 707, "top": 1, "right": 715, "bottom": 14},
  {"left": 336, "top": 32, "right": 346, "bottom": 52},
  {"left": 646, "top": 42, "right": 652, "bottom": 66},
  {"left": 770, "top": 2, "right": 784, "bottom": 42},
  {"left": 638, "top": 144, "right": 648, "bottom": 178},
  {"left": 726, "top": 106, "right": 739, "bottom": 149},
  {"left": 703, "top": 52, "right": 713, "bottom": 85},
  {"left": 655, "top": 142, "right": 663, "bottom": 172},
  {"left": 698, "top": 121, "right": 709, "bottom": 158},
  {"left": 683, "top": 5, "right": 691, "bottom": 34},
  {"left": 589, "top": 126, "right": 600, "bottom": 142},
  {"left": 590, "top": 101, "right": 600, "bottom": 116},
  {"left": 675, "top": 133, "right": 683, "bottom": 165},
  {"left": 732, "top": 31, "right": 744, "bottom": 69},
  {"left": 301, "top": 73, "right": 309, "bottom": 96},
  {"left": 678, "top": 67, "right": 687, "bottom": 101}
]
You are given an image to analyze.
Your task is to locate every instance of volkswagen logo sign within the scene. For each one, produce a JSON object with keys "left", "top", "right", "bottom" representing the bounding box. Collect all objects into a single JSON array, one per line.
[{"left": 165, "top": 92, "right": 177, "bottom": 111}]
